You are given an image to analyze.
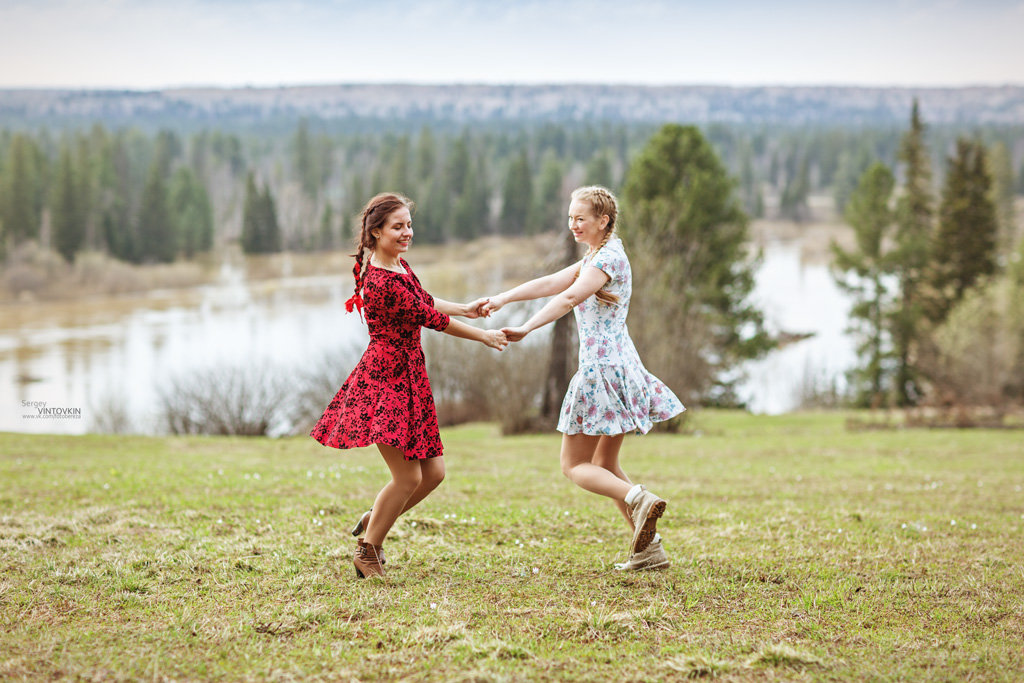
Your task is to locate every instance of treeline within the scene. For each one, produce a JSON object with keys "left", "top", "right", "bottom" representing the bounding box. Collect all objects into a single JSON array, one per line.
[
  {"left": 2, "top": 118, "right": 1023, "bottom": 265},
  {"left": 833, "top": 101, "right": 1024, "bottom": 411}
]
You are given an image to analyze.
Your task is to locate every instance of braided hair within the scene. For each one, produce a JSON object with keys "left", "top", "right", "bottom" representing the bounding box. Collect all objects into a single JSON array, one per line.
[
  {"left": 570, "top": 186, "right": 620, "bottom": 305},
  {"left": 345, "top": 192, "right": 414, "bottom": 319}
]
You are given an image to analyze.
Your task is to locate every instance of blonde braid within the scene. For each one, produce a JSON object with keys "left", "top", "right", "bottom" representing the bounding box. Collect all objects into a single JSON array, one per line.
[{"left": 571, "top": 186, "right": 621, "bottom": 305}]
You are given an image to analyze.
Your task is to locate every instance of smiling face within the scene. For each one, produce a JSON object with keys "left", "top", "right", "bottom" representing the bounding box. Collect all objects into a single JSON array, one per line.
[
  {"left": 373, "top": 206, "right": 413, "bottom": 262},
  {"left": 567, "top": 198, "right": 609, "bottom": 249}
]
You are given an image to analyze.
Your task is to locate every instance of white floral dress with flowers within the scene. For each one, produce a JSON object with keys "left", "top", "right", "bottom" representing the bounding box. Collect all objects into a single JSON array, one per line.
[{"left": 557, "top": 236, "right": 685, "bottom": 435}]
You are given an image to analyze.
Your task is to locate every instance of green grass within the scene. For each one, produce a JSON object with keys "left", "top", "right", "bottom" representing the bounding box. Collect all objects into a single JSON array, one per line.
[{"left": 2, "top": 411, "right": 1023, "bottom": 681}]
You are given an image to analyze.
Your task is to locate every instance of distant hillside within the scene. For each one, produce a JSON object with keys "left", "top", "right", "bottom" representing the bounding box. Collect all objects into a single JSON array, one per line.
[{"left": 2, "top": 84, "right": 1023, "bottom": 127}]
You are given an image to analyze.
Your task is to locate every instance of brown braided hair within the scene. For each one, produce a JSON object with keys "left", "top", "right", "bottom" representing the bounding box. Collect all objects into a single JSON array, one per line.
[
  {"left": 570, "top": 186, "right": 620, "bottom": 305},
  {"left": 345, "top": 192, "right": 414, "bottom": 318}
]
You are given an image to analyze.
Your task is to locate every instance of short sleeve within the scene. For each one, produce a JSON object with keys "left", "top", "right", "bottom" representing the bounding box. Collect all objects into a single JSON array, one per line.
[{"left": 588, "top": 243, "right": 626, "bottom": 285}]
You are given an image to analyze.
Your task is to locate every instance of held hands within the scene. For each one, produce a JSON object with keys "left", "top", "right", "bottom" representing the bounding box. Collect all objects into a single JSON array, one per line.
[
  {"left": 463, "top": 298, "right": 490, "bottom": 319},
  {"left": 501, "top": 325, "right": 529, "bottom": 342},
  {"left": 480, "top": 296, "right": 504, "bottom": 317},
  {"left": 482, "top": 329, "right": 509, "bottom": 351}
]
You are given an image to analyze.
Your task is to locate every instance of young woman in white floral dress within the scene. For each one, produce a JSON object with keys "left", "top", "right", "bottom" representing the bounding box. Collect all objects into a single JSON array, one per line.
[{"left": 485, "top": 186, "right": 685, "bottom": 570}]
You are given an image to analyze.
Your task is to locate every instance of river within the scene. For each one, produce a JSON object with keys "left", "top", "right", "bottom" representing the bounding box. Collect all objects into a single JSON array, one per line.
[{"left": 0, "top": 238, "right": 856, "bottom": 435}]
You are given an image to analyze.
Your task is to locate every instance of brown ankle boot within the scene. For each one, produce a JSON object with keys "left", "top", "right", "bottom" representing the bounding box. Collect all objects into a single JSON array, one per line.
[{"left": 353, "top": 538, "right": 386, "bottom": 579}]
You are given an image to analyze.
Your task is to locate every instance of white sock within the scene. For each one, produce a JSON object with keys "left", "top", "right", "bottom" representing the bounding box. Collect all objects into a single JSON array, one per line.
[{"left": 624, "top": 484, "right": 644, "bottom": 506}]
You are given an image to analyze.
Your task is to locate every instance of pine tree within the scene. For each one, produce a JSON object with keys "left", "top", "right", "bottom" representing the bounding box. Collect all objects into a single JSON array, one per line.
[
  {"left": 584, "top": 149, "right": 614, "bottom": 188},
  {"left": 987, "top": 141, "right": 1017, "bottom": 257},
  {"left": 0, "top": 134, "right": 41, "bottom": 246},
  {"left": 500, "top": 151, "right": 531, "bottom": 235},
  {"left": 100, "top": 133, "right": 135, "bottom": 262},
  {"left": 929, "top": 138, "right": 999, "bottom": 321},
  {"left": 388, "top": 135, "right": 411, "bottom": 196},
  {"left": 52, "top": 142, "right": 84, "bottom": 262},
  {"left": 891, "top": 99, "right": 934, "bottom": 405},
  {"left": 529, "top": 152, "right": 564, "bottom": 234},
  {"left": 241, "top": 173, "right": 264, "bottom": 254},
  {"left": 260, "top": 182, "right": 282, "bottom": 253},
  {"left": 293, "top": 119, "right": 317, "bottom": 198},
  {"left": 621, "top": 124, "right": 770, "bottom": 404},
  {"left": 169, "top": 167, "right": 214, "bottom": 258},
  {"left": 415, "top": 127, "right": 437, "bottom": 183},
  {"left": 452, "top": 154, "right": 489, "bottom": 240},
  {"left": 831, "top": 163, "right": 897, "bottom": 406},
  {"left": 136, "top": 158, "right": 176, "bottom": 263},
  {"left": 318, "top": 203, "right": 335, "bottom": 251},
  {"left": 779, "top": 154, "right": 810, "bottom": 221}
]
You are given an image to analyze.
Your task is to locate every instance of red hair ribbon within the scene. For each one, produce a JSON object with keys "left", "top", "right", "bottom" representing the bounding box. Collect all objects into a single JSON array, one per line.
[
  {"left": 346, "top": 257, "right": 365, "bottom": 321},
  {"left": 345, "top": 292, "right": 364, "bottom": 320}
]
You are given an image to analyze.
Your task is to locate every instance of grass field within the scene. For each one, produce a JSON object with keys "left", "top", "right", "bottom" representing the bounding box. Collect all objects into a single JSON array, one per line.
[{"left": 2, "top": 411, "right": 1023, "bottom": 681}]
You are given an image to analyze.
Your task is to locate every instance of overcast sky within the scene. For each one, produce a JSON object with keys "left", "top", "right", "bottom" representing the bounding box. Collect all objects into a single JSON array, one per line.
[{"left": 1, "top": 0, "right": 1022, "bottom": 89}]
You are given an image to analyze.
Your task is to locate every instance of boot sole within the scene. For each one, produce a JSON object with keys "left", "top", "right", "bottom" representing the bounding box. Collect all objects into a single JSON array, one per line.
[{"left": 630, "top": 499, "right": 666, "bottom": 554}]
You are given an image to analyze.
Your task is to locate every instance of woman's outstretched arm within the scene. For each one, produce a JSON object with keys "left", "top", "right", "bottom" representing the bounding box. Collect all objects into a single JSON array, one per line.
[
  {"left": 442, "top": 318, "right": 508, "bottom": 350},
  {"left": 483, "top": 261, "right": 581, "bottom": 315},
  {"left": 433, "top": 297, "right": 489, "bottom": 318},
  {"left": 501, "top": 265, "right": 609, "bottom": 342}
]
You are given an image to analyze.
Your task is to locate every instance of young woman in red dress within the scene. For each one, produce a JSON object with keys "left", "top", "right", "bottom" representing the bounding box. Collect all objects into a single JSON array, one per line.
[{"left": 311, "top": 193, "right": 507, "bottom": 578}]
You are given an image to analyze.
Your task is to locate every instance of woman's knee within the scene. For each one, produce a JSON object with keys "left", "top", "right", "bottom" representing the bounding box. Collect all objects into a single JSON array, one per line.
[
  {"left": 392, "top": 468, "right": 423, "bottom": 495},
  {"left": 421, "top": 463, "right": 445, "bottom": 490}
]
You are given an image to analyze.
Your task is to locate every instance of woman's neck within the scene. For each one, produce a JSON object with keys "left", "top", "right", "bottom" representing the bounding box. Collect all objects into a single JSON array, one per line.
[{"left": 372, "top": 252, "right": 403, "bottom": 270}]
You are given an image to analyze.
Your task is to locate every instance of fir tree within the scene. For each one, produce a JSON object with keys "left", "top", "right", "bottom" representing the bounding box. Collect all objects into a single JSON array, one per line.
[
  {"left": 241, "top": 173, "right": 264, "bottom": 254},
  {"left": 831, "top": 163, "right": 897, "bottom": 406},
  {"left": 621, "top": 124, "right": 770, "bottom": 404},
  {"left": 929, "top": 138, "right": 999, "bottom": 321},
  {"left": 891, "top": 99, "right": 934, "bottom": 405},
  {"left": 529, "top": 153, "right": 564, "bottom": 234},
  {"left": 52, "top": 143, "right": 84, "bottom": 262},
  {"left": 500, "top": 151, "right": 531, "bottom": 235},
  {"left": 169, "top": 167, "right": 214, "bottom": 258},
  {"left": 987, "top": 141, "right": 1017, "bottom": 257},
  {"left": 136, "top": 158, "right": 176, "bottom": 263},
  {"left": 0, "top": 134, "right": 41, "bottom": 246},
  {"left": 584, "top": 149, "right": 614, "bottom": 188}
]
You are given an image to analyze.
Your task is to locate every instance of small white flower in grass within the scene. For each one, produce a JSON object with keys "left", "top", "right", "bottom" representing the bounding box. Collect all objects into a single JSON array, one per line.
[
  {"left": 970, "top": 523, "right": 977, "bottom": 529},
  {"left": 254, "top": 473, "right": 260, "bottom": 480},
  {"left": 471, "top": 517, "right": 476, "bottom": 522},
  {"left": 217, "top": 518, "right": 223, "bottom": 524},
  {"left": 590, "top": 600, "right": 596, "bottom": 606},
  {"left": 542, "top": 537, "right": 548, "bottom": 543},
  {"left": 951, "top": 520, "right": 956, "bottom": 526},
  {"left": 255, "top": 519, "right": 260, "bottom": 524},
  {"left": 306, "top": 470, "right": 313, "bottom": 478},
  {"left": 922, "top": 526, "right": 928, "bottom": 532},
  {"left": 532, "top": 567, "right": 539, "bottom": 574},
  {"left": 244, "top": 474, "right": 250, "bottom": 480},
  {"left": 411, "top": 521, "right": 417, "bottom": 528},
  {"left": 978, "top": 481, "right": 984, "bottom": 487},
  {"left": 837, "top": 528, "right": 843, "bottom": 534},
  {"left": 319, "top": 509, "right": 325, "bottom": 516},
  {"left": 319, "top": 473, "right": 325, "bottom": 479},
  {"left": 430, "top": 602, "right": 437, "bottom": 609},
  {"left": 218, "top": 469, "right": 224, "bottom": 476},
  {"left": 564, "top": 511, "right": 569, "bottom": 516},
  {"left": 102, "top": 483, "right": 110, "bottom": 490}
]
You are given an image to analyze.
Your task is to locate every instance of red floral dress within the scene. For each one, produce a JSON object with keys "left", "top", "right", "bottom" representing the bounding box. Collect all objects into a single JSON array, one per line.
[{"left": 310, "top": 259, "right": 450, "bottom": 460}]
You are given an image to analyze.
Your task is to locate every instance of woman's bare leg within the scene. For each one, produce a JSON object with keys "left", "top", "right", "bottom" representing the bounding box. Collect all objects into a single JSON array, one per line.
[
  {"left": 359, "top": 455, "right": 444, "bottom": 532},
  {"left": 590, "top": 434, "right": 634, "bottom": 528},
  {"left": 364, "top": 445, "right": 429, "bottom": 546},
  {"left": 560, "top": 433, "right": 632, "bottom": 501}
]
